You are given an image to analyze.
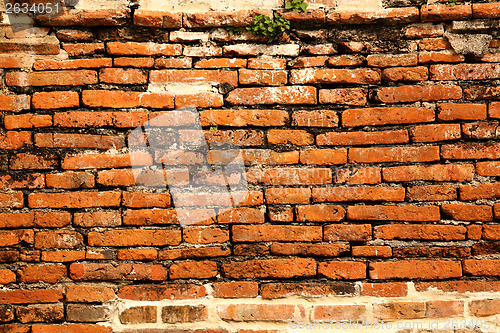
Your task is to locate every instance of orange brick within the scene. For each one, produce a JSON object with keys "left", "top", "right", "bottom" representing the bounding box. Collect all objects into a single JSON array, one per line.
[
  {"left": 267, "top": 130, "right": 314, "bottom": 145},
  {"left": 407, "top": 184, "right": 457, "bottom": 201},
  {"left": 175, "top": 92, "right": 224, "bottom": 108},
  {"left": 34, "top": 231, "right": 83, "bottom": 249},
  {"left": 227, "top": 86, "right": 317, "bottom": 105},
  {"left": 348, "top": 205, "right": 440, "bottom": 221},
  {"left": 418, "top": 51, "right": 464, "bottom": 63},
  {"left": 324, "top": 224, "right": 371, "bottom": 241},
  {"left": 107, "top": 42, "right": 182, "bottom": 56},
  {"left": 353, "top": 246, "right": 392, "bottom": 257},
  {"left": 382, "top": 66, "right": 429, "bottom": 81},
  {"left": 270, "top": 243, "right": 349, "bottom": 257},
  {"left": 17, "top": 265, "right": 66, "bottom": 283},
  {"left": 238, "top": 69, "right": 287, "bottom": 86},
  {"left": 170, "top": 261, "right": 217, "bottom": 279},
  {"left": 375, "top": 85, "right": 462, "bottom": 103},
  {"left": 222, "top": 258, "right": 316, "bottom": 279},
  {"left": 463, "top": 259, "right": 500, "bottom": 276},
  {"left": 334, "top": 167, "right": 381, "bottom": 184},
  {"left": 317, "top": 130, "right": 409, "bottom": 145},
  {"left": 442, "top": 142, "right": 500, "bottom": 159},
  {"left": 4, "top": 114, "right": 52, "bottom": 129},
  {"left": 342, "top": 107, "right": 434, "bottom": 127},
  {"left": 373, "top": 302, "right": 425, "bottom": 320},
  {"left": 361, "top": 282, "right": 408, "bottom": 297},
  {"left": 195, "top": 58, "right": 246, "bottom": 68},
  {"left": 232, "top": 225, "right": 321, "bottom": 242},
  {"left": 35, "top": 133, "right": 124, "bottom": 149},
  {"left": 46, "top": 172, "right": 94, "bottom": 189},
  {"left": 410, "top": 123, "right": 461, "bottom": 142},
  {"left": 33, "top": 58, "right": 112, "bottom": 70},
  {"left": 437, "top": 103, "right": 487, "bottom": 120},
  {"left": 367, "top": 54, "right": 417, "bottom": 67},
  {"left": 10, "top": 153, "right": 58, "bottom": 170},
  {"left": 6, "top": 70, "right": 97, "bottom": 87},
  {"left": 421, "top": 4, "right": 472, "bottom": 22},
  {"left": 99, "top": 68, "right": 147, "bottom": 84},
  {"left": 212, "top": 282, "right": 258, "bottom": 298},
  {"left": 349, "top": 146, "right": 439, "bottom": 163},
  {"left": 88, "top": 229, "right": 181, "bottom": 247},
  {"left": 299, "top": 149, "right": 347, "bottom": 165},
  {"left": 441, "top": 204, "right": 492, "bottom": 221},
  {"left": 0, "top": 95, "right": 30, "bottom": 112},
  {"left": 383, "top": 164, "right": 474, "bottom": 182},
  {"left": 183, "top": 227, "right": 229, "bottom": 244},
  {"left": 318, "top": 261, "right": 366, "bottom": 280},
  {"left": 296, "top": 204, "right": 345, "bottom": 222},
  {"left": 82, "top": 90, "right": 174, "bottom": 109},
  {"left": 370, "top": 260, "right": 462, "bottom": 279},
  {"left": 319, "top": 88, "right": 367, "bottom": 106},
  {"left": 290, "top": 68, "right": 380, "bottom": 84},
  {"left": 29, "top": 191, "right": 120, "bottom": 209},
  {"left": 265, "top": 188, "right": 311, "bottom": 204},
  {"left": 374, "top": 224, "right": 466, "bottom": 240},
  {"left": 292, "top": 110, "right": 338, "bottom": 127}
]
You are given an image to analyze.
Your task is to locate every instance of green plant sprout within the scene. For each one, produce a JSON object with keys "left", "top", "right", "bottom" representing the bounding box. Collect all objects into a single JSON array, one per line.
[
  {"left": 447, "top": 0, "right": 461, "bottom": 6},
  {"left": 285, "top": 0, "right": 308, "bottom": 12},
  {"left": 245, "top": 13, "right": 291, "bottom": 43},
  {"left": 225, "top": 26, "right": 241, "bottom": 35},
  {"left": 209, "top": 125, "right": 218, "bottom": 131}
]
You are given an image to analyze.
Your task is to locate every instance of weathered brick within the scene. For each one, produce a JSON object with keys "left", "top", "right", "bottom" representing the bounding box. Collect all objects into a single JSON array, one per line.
[
  {"left": 383, "top": 164, "right": 474, "bottom": 182},
  {"left": 421, "top": 4, "right": 472, "bottom": 22},
  {"left": 238, "top": 69, "right": 287, "bottom": 86},
  {"left": 361, "top": 282, "right": 408, "bottom": 297},
  {"left": 442, "top": 142, "right": 500, "bottom": 159},
  {"left": 373, "top": 302, "right": 425, "bottom": 319},
  {"left": 200, "top": 109, "right": 288, "bottom": 127},
  {"left": 70, "top": 263, "right": 167, "bottom": 281},
  {"left": 347, "top": 205, "right": 440, "bottom": 221},
  {"left": 318, "top": 261, "right": 366, "bottom": 280},
  {"left": 222, "top": 258, "right": 316, "bottom": 278},
  {"left": 463, "top": 259, "right": 500, "bottom": 276},
  {"left": 349, "top": 146, "right": 440, "bottom": 163},
  {"left": 82, "top": 90, "right": 174, "bottom": 109},
  {"left": 260, "top": 282, "right": 355, "bottom": 299},
  {"left": 36, "top": 133, "right": 124, "bottom": 149},
  {"left": 324, "top": 224, "right": 371, "bottom": 242},
  {"left": 17, "top": 265, "right": 66, "bottom": 283},
  {"left": 162, "top": 305, "right": 208, "bottom": 323},
  {"left": 232, "top": 225, "right": 321, "bottom": 242},
  {"left": 407, "top": 185, "right": 457, "bottom": 201},
  {"left": 442, "top": 204, "right": 492, "bottom": 221},
  {"left": 6, "top": 70, "right": 97, "bottom": 87},
  {"left": 374, "top": 85, "right": 462, "bottom": 103},
  {"left": 66, "top": 286, "right": 115, "bottom": 302},
  {"left": 296, "top": 204, "right": 344, "bottom": 222},
  {"left": 418, "top": 51, "right": 464, "bottom": 63},
  {"left": 0, "top": 132, "right": 32, "bottom": 150},
  {"left": 212, "top": 282, "right": 259, "bottom": 298},
  {"left": 16, "top": 305, "right": 64, "bottom": 323},
  {"left": 183, "top": 228, "right": 229, "bottom": 244},
  {"left": 88, "top": 229, "right": 181, "bottom": 247},
  {"left": 217, "top": 304, "right": 304, "bottom": 322},
  {"left": 383, "top": 66, "right": 429, "bottom": 81},
  {"left": 327, "top": 7, "right": 419, "bottom": 25},
  {"left": 0, "top": 95, "right": 30, "bottom": 112},
  {"left": 374, "top": 224, "right": 466, "bottom": 240},
  {"left": 437, "top": 103, "right": 487, "bottom": 120},
  {"left": 29, "top": 191, "right": 120, "bottom": 209},
  {"left": 290, "top": 68, "right": 380, "bottom": 84},
  {"left": 227, "top": 86, "right": 316, "bottom": 105},
  {"left": 271, "top": 243, "right": 349, "bottom": 257},
  {"left": 31, "top": 324, "right": 111, "bottom": 333},
  {"left": 370, "top": 260, "right": 462, "bottom": 279},
  {"left": 318, "top": 130, "right": 409, "bottom": 146},
  {"left": 266, "top": 188, "right": 311, "bottom": 204},
  {"left": 34, "top": 231, "right": 83, "bottom": 249},
  {"left": 460, "top": 183, "right": 500, "bottom": 200},
  {"left": 299, "top": 149, "right": 347, "bottom": 165},
  {"left": 410, "top": 123, "right": 461, "bottom": 142},
  {"left": 319, "top": 88, "right": 366, "bottom": 106},
  {"left": 170, "top": 261, "right": 217, "bottom": 279},
  {"left": 367, "top": 54, "right": 417, "bottom": 67},
  {"left": 0, "top": 289, "right": 63, "bottom": 304},
  {"left": 352, "top": 246, "right": 392, "bottom": 257},
  {"left": 292, "top": 110, "right": 338, "bottom": 127},
  {"left": 150, "top": 69, "right": 237, "bottom": 86},
  {"left": 313, "top": 186, "right": 405, "bottom": 202}
]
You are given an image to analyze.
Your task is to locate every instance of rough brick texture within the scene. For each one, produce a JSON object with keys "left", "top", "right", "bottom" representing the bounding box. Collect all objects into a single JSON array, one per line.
[{"left": 1, "top": 0, "right": 500, "bottom": 330}]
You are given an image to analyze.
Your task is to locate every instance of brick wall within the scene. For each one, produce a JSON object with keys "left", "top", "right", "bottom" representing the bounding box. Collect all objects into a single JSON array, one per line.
[{"left": 1, "top": 0, "right": 500, "bottom": 332}]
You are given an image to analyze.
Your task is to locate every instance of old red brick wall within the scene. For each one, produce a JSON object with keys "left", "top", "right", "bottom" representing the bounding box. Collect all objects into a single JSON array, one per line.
[{"left": 1, "top": 0, "right": 500, "bottom": 332}]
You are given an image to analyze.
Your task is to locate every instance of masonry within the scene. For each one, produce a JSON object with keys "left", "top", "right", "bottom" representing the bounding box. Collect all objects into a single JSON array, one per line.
[{"left": 0, "top": 0, "right": 500, "bottom": 331}]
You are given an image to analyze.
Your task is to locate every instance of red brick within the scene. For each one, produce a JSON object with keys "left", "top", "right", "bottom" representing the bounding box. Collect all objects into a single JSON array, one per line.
[
  {"left": 418, "top": 50, "right": 464, "bottom": 63},
  {"left": 46, "top": 172, "right": 94, "bottom": 189},
  {"left": 407, "top": 184, "right": 457, "bottom": 201},
  {"left": 120, "top": 306, "right": 156, "bottom": 324},
  {"left": 0, "top": 95, "right": 30, "bottom": 112},
  {"left": 62, "top": 43, "right": 104, "bottom": 56},
  {"left": 352, "top": 246, "right": 392, "bottom": 257},
  {"left": 0, "top": 193, "right": 23, "bottom": 208},
  {"left": 4, "top": 114, "right": 52, "bottom": 130},
  {"left": 70, "top": 263, "right": 166, "bottom": 281},
  {"left": 383, "top": 164, "right": 474, "bottom": 182},
  {"left": 133, "top": 9, "right": 182, "bottom": 28},
  {"left": 170, "top": 261, "right": 217, "bottom": 279},
  {"left": 296, "top": 204, "right": 345, "bottom": 222},
  {"left": 460, "top": 183, "right": 500, "bottom": 200},
  {"left": 82, "top": 90, "right": 174, "bottom": 109},
  {"left": 260, "top": 282, "right": 355, "bottom": 299},
  {"left": 74, "top": 211, "right": 121, "bottom": 228},
  {"left": 328, "top": 55, "right": 365, "bottom": 66},
  {"left": 299, "top": 149, "right": 347, "bottom": 165},
  {"left": 55, "top": 111, "right": 148, "bottom": 128},
  {"left": 318, "top": 261, "right": 366, "bottom": 280},
  {"left": 31, "top": 324, "right": 111, "bottom": 333},
  {"left": 463, "top": 121, "right": 500, "bottom": 139},
  {"left": 6, "top": 70, "right": 97, "bottom": 87},
  {"left": 483, "top": 225, "right": 500, "bottom": 240},
  {"left": 150, "top": 69, "right": 237, "bottom": 86},
  {"left": 464, "top": 85, "right": 500, "bottom": 100},
  {"left": 271, "top": 243, "right": 349, "bottom": 257},
  {"left": 212, "top": 282, "right": 258, "bottom": 298},
  {"left": 324, "top": 224, "right": 371, "bottom": 241},
  {"left": 370, "top": 260, "right": 462, "bottom": 279},
  {"left": 374, "top": 224, "right": 466, "bottom": 240},
  {"left": 267, "top": 130, "right": 314, "bottom": 145},
  {"left": 415, "top": 280, "right": 500, "bottom": 293},
  {"left": 410, "top": 123, "right": 461, "bottom": 142},
  {"left": 361, "top": 282, "right": 408, "bottom": 297},
  {"left": 35, "top": 133, "right": 124, "bottom": 149},
  {"left": 0, "top": 269, "right": 16, "bottom": 284},
  {"left": 438, "top": 103, "right": 487, "bottom": 120},
  {"left": 29, "top": 191, "right": 120, "bottom": 209},
  {"left": 217, "top": 207, "right": 264, "bottom": 224},
  {"left": 159, "top": 246, "right": 230, "bottom": 260},
  {"left": 0, "top": 230, "right": 34, "bottom": 247},
  {"left": 292, "top": 110, "right": 338, "bottom": 127},
  {"left": 66, "top": 286, "right": 115, "bottom": 302},
  {"left": 442, "top": 204, "right": 492, "bottom": 221},
  {"left": 17, "top": 265, "right": 66, "bottom": 283},
  {"left": 41, "top": 251, "right": 85, "bottom": 262},
  {"left": 442, "top": 142, "right": 500, "bottom": 159},
  {"left": 55, "top": 29, "right": 93, "bottom": 42},
  {"left": 349, "top": 146, "right": 439, "bottom": 163},
  {"left": 313, "top": 186, "right": 404, "bottom": 202},
  {"left": 34, "top": 231, "right": 83, "bottom": 249},
  {"left": 89, "top": 229, "right": 180, "bottom": 247},
  {"left": 348, "top": 205, "right": 440, "bottom": 221},
  {"left": 334, "top": 167, "right": 381, "bottom": 185},
  {"left": 0, "top": 56, "right": 30, "bottom": 68},
  {"left": 290, "top": 68, "right": 380, "bottom": 84},
  {"left": 327, "top": 7, "right": 419, "bottom": 24},
  {"left": 15, "top": 304, "right": 64, "bottom": 323},
  {"left": 183, "top": 228, "right": 229, "bottom": 244},
  {"left": 473, "top": 3, "right": 500, "bottom": 18},
  {"left": 317, "top": 130, "right": 409, "bottom": 146},
  {"left": 118, "top": 284, "right": 207, "bottom": 301},
  {"left": 469, "top": 299, "right": 500, "bottom": 317},
  {"left": 382, "top": 66, "right": 429, "bottom": 81},
  {"left": 406, "top": 23, "right": 444, "bottom": 38},
  {"left": 367, "top": 54, "right": 417, "bottom": 67},
  {"left": 200, "top": 109, "right": 288, "bottom": 127},
  {"left": 373, "top": 302, "right": 425, "bottom": 319},
  {"left": 238, "top": 69, "right": 287, "bottom": 86},
  {"left": 107, "top": 42, "right": 181, "bottom": 56},
  {"left": 227, "top": 86, "right": 316, "bottom": 105},
  {"left": 247, "top": 58, "right": 286, "bottom": 69},
  {"left": 0, "top": 132, "right": 32, "bottom": 150},
  {"left": 99, "top": 68, "right": 147, "bottom": 84},
  {"left": 431, "top": 63, "right": 500, "bottom": 80},
  {"left": 222, "top": 258, "right": 316, "bottom": 279},
  {"left": 288, "top": 56, "right": 328, "bottom": 68},
  {"left": 218, "top": 304, "right": 304, "bottom": 322},
  {"left": 114, "top": 57, "right": 155, "bottom": 67},
  {"left": 266, "top": 188, "right": 311, "bottom": 204},
  {"left": 232, "top": 225, "right": 321, "bottom": 242},
  {"left": 463, "top": 259, "right": 500, "bottom": 276},
  {"left": 319, "top": 88, "right": 366, "bottom": 106},
  {"left": 175, "top": 92, "right": 224, "bottom": 108},
  {"left": 0, "top": 289, "right": 63, "bottom": 304},
  {"left": 427, "top": 300, "right": 465, "bottom": 318},
  {"left": 375, "top": 85, "right": 462, "bottom": 103},
  {"left": 195, "top": 58, "right": 246, "bottom": 68},
  {"left": 62, "top": 152, "right": 151, "bottom": 169},
  {"left": 419, "top": 38, "right": 451, "bottom": 52},
  {"left": 122, "top": 192, "right": 170, "bottom": 208},
  {"left": 34, "top": 58, "right": 111, "bottom": 70},
  {"left": 31, "top": 91, "right": 79, "bottom": 110},
  {"left": 421, "top": 4, "right": 472, "bottom": 21},
  {"left": 118, "top": 249, "right": 157, "bottom": 261},
  {"left": 394, "top": 246, "right": 470, "bottom": 258}
]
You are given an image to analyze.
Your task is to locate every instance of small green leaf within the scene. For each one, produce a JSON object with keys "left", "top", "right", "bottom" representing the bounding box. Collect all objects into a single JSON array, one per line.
[{"left": 285, "top": 1, "right": 292, "bottom": 9}]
